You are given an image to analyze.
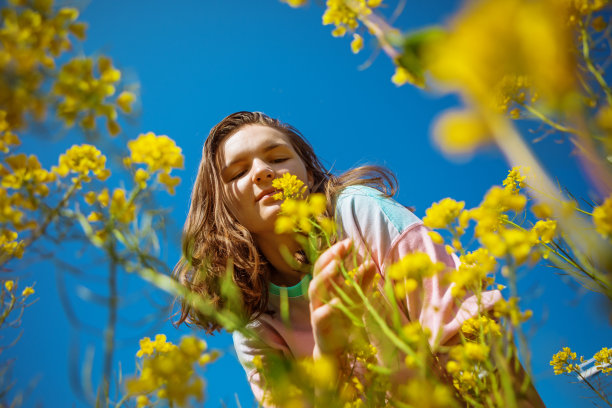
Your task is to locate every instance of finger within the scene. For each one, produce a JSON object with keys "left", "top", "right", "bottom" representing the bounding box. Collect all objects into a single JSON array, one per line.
[
  {"left": 313, "top": 238, "right": 353, "bottom": 277},
  {"left": 309, "top": 259, "right": 344, "bottom": 310}
]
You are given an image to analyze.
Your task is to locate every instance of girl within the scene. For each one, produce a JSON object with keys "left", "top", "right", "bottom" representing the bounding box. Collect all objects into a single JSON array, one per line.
[{"left": 174, "top": 111, "right": 523, "bottom": 406}]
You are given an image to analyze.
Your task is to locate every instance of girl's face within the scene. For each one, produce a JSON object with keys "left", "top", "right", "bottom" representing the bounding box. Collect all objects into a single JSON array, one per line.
[{"left": 219, "top": 125, "right": 312, "bottom": 236}]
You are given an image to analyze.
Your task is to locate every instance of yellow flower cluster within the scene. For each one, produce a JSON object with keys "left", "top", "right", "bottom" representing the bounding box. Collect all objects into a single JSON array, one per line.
[
  {"left": 503, "top": 166, "right": 527, "bottom": 194},
  {"left": 427, "top": 0, "right": 576, "bottom": 109},
  {"left": 276, "top": 193, "right": 330, "bottom": 234},
  {"left": 395, "top": 379, "right": 455, "bottom": 408},
  {"left": 0, "top": 1, "right": 86, "bottom": 129},
  {"left": 593, "top": 194, "right": 612, "bottom": 238},
  {"left": 0, "top": 111, "right": 21, "bottom": 153},
  {"left": 53, "top": 144, "right": 110, "bottom": 182},
  {"left": 461, "top": 315, "right": 502, "bottom": 338},
  {"left": 445, "top": 248, "right": 496, "bottom": 297},
  {"left": 387, "top": 252, "right": 446, "bottom": 298},
  {"left": 532, "top": 219, "right": 557, "bottom": 244},
  {"left": 0, "top": 229, "right": 24, "bottom": 259},
  {"left": 1, "top": 154, "right": 56, "bottom": 196},
  {"left": 322, "top": 0, "right": 380, "bottom": 38},
  {"left": 423, "top": 197, "right": 466, "bottom": 230},
  {"left": 550, "top": 347, "right": 579, "bottom": 375},
  {"left": 446, "top": 341, "right": 490, "bottom": 394},
  {"left": 53, "top": 57, "right": 130, "bottom": 135},
  {"left": 127, "top": 335, "right": 217, "bottom": 408},
  {"left": 493, "top": 297, "right": 532, "bottom": 326},
  {"left": 593, "top": 347, "right": 612, "bottom": 374},
  {"left": 432, "top": 108, "right": 491, "bottom": 156},
  {"left": 272, "top": 172, "right": 307, "bottom": 200},
  {"left": 85, "top": 187, "right": 134, "bottom": 225},
  {"left": 126, "top": 132, "right": 183, "bottom": 194}
]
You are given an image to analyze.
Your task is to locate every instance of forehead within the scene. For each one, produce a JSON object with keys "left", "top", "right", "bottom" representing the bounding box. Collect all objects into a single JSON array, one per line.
[{"left": 219, "top": 125, "right": 294, "bottom": 164}]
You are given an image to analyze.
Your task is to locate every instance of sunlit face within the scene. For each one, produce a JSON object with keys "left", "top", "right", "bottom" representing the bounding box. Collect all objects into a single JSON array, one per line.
[{"left": 219, "top": 125, "right": 312, "bottom": 236}]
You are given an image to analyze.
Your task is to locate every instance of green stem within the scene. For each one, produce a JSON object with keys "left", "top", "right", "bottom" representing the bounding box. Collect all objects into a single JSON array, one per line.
[{"left": 518, "top": 102, "right": 576, "bottom": 134}]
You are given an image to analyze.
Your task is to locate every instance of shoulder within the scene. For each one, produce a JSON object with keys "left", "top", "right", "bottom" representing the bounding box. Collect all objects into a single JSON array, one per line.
[{"left": 335, "top": 185, "right": 421, "bottom": 234}]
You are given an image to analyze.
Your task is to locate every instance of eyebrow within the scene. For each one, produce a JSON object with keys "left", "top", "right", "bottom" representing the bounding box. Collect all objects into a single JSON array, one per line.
[{"left": 222, "top": 142, "right": 288, "bottom": 172}]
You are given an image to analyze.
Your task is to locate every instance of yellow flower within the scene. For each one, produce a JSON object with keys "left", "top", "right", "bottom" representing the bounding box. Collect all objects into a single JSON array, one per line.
[
  {"left": 593, "top": 195, "right": 612, "bottom": 238},
  {"left": 136, "top": 395, "right": 150, "bottom": 408},
  {"left": 98, "top": 189, "right": 110, "bottom": 207},
  {"left": 432, "top": 108, "right": 490, "bottom": 156},
  {"left": 275, "top": 215, "right": 294, "bottom": 234},
  {"left": 461, "top": 315, "right": 502, "bottom": 337},
  {"left": 53, "top": 144, "right": 110, "bottom": 181},
  {"left": 351, "top": 33, "right": 363, "bottom": 54},
  {"left": 272, "top": 173, "right": 306, "bottom": 200},
  {"left": 531, "top": 202, "right": 553, "bottom": 219},
  {"left": 593, "top": 347, "right": 612, "bottom": 374},
  {"left": 446, "top": 248, "right": 496, "bottom": 297},
  {"left": 282, "top": 0, "right": 308, "bottom": 7},
  {"left": 158, "top": 172, "right": 180, "bottom": 195},
  {"left": 128, "top": 132, "right": 184, "bottom": 175},
  {"left": 503, "top": 166, "right": 528, "bottom": 194},
  {"left": 391, "top": 66, "right": 418, "bottom": 87},
  {"left": 550, "top": 347, "right": 578, "bottom": 375},
  {"left": 116, "top": 91, "right": 136, "bottom": 113},
  {"left": 84, "top": 191, "right": 97, "bottom": 205},
  {"left": 427, "top": 0, "right": 576, "bottom": 108},
  {"left": 494, "top": 297, "right": 532, "bottom": 326},
  {"left": 423, "top": 197, "right": 465, "bottom": 229},
  {"left": 427, "top": 230, "right": 444, "bottom": 245},
  {"left": 87, "top": 211, "right": 103, "bottom": 222},
  {"left": 110, "top": 188, "right": 135, "bottom": 223},
  {"left": 4, "top": 280, "right": 14, "bottom": 291},
  {"left": 532, "top": 219, "right": 557, "bottom": 244},
  {"left": 21, "top": 286, "right": 35, "bottom": 297}
]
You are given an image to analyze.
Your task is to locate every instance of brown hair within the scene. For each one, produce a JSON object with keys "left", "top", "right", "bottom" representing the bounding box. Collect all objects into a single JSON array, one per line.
[{"left": 173, "top": 111, "right": 397, "bottom": 333}]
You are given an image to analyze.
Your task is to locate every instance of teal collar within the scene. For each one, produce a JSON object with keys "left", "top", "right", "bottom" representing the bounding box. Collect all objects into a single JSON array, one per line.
[{"left": 269, "top": 274, "right": 311, "bottom": 298}]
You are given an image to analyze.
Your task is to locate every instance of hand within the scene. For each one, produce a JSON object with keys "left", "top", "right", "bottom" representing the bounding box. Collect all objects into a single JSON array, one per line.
[{"left": 309, "top": 238, "right": 378, "bottom": 355}]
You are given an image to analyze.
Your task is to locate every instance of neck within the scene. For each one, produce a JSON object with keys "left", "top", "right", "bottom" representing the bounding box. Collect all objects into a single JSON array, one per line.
[{"left": 255, "top": 232, "right": 305, "bottom": 286}]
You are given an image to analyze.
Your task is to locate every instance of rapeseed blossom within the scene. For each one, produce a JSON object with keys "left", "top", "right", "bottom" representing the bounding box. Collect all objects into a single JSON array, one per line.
[
  {"left": 128, "top": 335, "right": 214, "bottom": 407},
  {"left": 593, "top": 195, "right": 612, "bottom": 238},
  {"left": 127, "top": 132, "right": 183, "bottom": 194},
  {"left": 445, "top": 248, "right": 496, "bottom": 297},
  {"left": 322, "top": 0, "right": 380, "bottom": 38},
  {"left": 461, "top": 315, "right": 502, "bottom": 338},
  {"left": 550, "top": 347, "right": 579, "bottom": 375},
  {"left": 532, "top": 220, "right": 557, "bottom": 244},
  {"left": 53, "top": 144, "right": 110, "bottom": 182},
  {"left": 4, "top": 280, "right": 13, "bottom": 291},
  {"left": 432, "top": 108, "right": 491, "bottom": 156},
  {"left": 387, "top": 252, "right": 445, "bottom": 297},
  {"left": 53, "top": 57, "right": 123, "bottom": 134},
  {"left": 21, "top": 286, "right": 34, "bottom": 297},
  {"left": 1, "top": 154, "right": 55, "bottom": 196},
  {"left": 503, "top": 166, "right": 527, "bottom": 194},
  {"left": 593, "top": 347, "right": 612, "bottom": 374},
  {"left": 272, "top": 173, "right": 306, "bottom": 200},
  {"left": 109, "top": 188, "right": 135, "bottom": 224},
  {"left": 494, "top": 297, "right": 532, "bottom": 326},
  {"left": 423, "top": 197, "right": 465, "bottom": 230}
]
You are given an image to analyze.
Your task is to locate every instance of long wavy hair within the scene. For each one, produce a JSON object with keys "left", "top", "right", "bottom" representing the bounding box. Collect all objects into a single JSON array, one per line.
[{"left": 173, "top": 111, "right": 397, "bottom": 333}]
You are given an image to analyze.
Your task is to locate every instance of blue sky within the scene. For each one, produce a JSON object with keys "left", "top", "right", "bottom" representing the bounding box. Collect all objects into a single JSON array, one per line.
[{"left": 5, "top": 0, "right": 612, "bottom": 407}]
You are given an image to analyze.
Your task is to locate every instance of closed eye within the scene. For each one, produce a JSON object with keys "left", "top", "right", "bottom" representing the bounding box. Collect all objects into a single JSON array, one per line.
[
  {"left": 271, "top": 157, "right": 288, "bottom": 163},
  {"left": 229, "top": 170, "right": 246, "bottom": 181}
]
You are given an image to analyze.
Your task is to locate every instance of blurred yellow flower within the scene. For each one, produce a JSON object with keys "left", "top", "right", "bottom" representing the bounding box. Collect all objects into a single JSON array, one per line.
[
  {"left": 21, "top": 286, "right": 34, "bottom": 297},
  {"left": 532, "top": 219, "right": 557, "bottom": 244},
  {"left": 351, "top": 33, "right": 364, "bottom": 53},
  {"left": 432, "top": 109, "right": 490, "bottom": 156},
  {"left": 423, "top": 197, "right": 465, "bottom": 230},
  {"left": 593, "top": 347, "right": 612, "bottom": 374},
  {"left": 272, "top": 173, "right": 306, "bottom": 200},
  {"left": 4, "top": 280, "right": 14, "bottom": 291},
  {"left": 593, "top": 195, "right": 612, "bottom": 238},
  {"left": 116, "top": 91, "right": 136, "bottom": 113}
]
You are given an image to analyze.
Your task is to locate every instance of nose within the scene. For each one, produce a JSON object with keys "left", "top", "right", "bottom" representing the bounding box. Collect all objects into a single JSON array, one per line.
[{"left": 252, "top": 159, "right": 274, "bottom": 183}]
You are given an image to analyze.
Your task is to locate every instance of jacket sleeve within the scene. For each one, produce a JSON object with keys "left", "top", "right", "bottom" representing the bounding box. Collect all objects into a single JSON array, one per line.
[{"left": 335, "top": 186, "right": 501, "bottom": 348}]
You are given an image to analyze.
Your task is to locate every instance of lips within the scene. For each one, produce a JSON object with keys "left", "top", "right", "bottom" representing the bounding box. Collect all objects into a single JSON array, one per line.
[{"left": 256, "top": 188, "right": 278, "bottom": 202}]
